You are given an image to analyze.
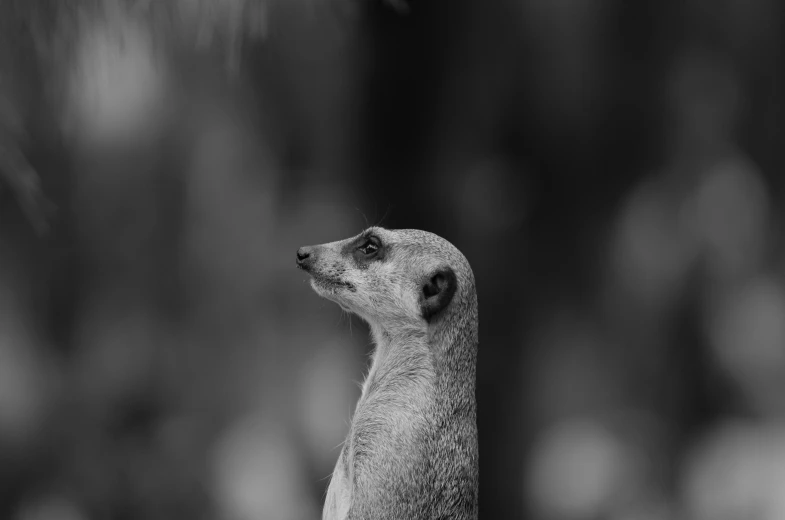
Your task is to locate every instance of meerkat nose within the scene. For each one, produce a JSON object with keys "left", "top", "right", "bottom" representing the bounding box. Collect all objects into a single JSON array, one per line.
[{"left": 296, "top": 246, "right": 314, "bottom": 270}]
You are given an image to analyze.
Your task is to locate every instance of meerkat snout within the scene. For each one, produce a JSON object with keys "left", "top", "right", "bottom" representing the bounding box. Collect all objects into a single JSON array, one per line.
[
  {"left": 295, "top": 245, "right": 314, "bottom": 270},
  {"left": 297, "top": 226, "right": 479, "bottom": 520}
]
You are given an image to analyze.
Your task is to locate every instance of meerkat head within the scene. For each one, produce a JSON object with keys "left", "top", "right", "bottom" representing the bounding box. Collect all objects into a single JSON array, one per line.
[{"left": 296, "top": 227, "right": 472, "bottom": 329}]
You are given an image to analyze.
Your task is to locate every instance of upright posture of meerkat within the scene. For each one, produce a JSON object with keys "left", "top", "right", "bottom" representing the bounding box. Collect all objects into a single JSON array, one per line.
[{"left": 296, "top": 227, "right": 479, "bottom": 520}]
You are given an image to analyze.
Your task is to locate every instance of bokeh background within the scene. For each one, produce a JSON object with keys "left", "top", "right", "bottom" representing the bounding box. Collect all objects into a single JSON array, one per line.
[{"left": 2, "top": 0, "right": 785, "bottom": 519}]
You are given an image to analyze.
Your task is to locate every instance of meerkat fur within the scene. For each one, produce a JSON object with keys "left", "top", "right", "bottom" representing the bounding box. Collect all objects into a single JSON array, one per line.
[{"left": 296, "top": 227, "right": 479, "bottom": 520}]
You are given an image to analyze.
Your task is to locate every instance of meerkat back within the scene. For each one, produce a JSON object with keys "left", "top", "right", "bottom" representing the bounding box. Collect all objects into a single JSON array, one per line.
[{"left": 296, "top": 227, "right": 479, "bottom": 520}]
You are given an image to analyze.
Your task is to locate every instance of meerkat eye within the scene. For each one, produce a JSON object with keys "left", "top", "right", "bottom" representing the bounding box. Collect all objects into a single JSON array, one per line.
[
  {"left": 359, "top": 240, "right": 378, "bottom": 255},
  {"left": 358, "top": 235, "right": 381, "bottom": 256}
]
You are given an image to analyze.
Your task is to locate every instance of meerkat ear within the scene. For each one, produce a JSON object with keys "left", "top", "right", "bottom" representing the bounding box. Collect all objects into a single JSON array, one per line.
[{"left": 421, "top": 266, "right": 457, "bottom": 322}]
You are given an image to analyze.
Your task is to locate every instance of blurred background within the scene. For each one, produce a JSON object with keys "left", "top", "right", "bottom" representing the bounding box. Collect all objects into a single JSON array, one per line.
[{"left": 1, "top": 0, "right": 785, "bottom": 518}]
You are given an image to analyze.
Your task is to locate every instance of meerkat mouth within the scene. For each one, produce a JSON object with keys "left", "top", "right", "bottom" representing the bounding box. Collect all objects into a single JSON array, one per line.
[{"left": 310, "top": 274, "right": 356, "bottom": 293}]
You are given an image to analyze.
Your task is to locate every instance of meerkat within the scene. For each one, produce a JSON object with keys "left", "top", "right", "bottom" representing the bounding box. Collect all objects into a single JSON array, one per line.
[{"left": 296, "top": 227, "right": 479, "bottom": 520}]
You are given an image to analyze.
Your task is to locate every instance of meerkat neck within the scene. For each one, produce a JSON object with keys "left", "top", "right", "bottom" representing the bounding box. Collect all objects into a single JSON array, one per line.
[
  {"left": 362, "top": 323, "right": 434, "bottom": 400},
  {"left": 364, "top": 313, "right": 477, "bottom": 412},
  {"left": 432, "top": 310, "right": 478, "bottom": 412}
]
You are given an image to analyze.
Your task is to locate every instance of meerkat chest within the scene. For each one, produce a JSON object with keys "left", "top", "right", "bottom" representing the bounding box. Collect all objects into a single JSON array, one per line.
[
  {"left": 323, "top": 449, "right": 351, "bottom": 520},
  {"left": 324, "top": 343, "right": 437, "bottom": 519},
  {"left": 324, "top": 395, "right": 427, "bottom": 520},
  {"left": 352, "top": 354, "right": 436, "bottom": 456}
]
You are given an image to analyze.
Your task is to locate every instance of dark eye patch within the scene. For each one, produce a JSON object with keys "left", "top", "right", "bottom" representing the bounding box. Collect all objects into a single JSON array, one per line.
[{"left": 344, "top": 232, "right": 386, "bottom": 267}]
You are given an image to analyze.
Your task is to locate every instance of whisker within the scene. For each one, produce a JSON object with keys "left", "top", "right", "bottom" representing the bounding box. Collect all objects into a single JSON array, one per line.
[
  {"left": 373, "top": 204, "right": 393, "bottom": 229},
  {"left": 355, "top": 206, "right": 369, "bottom": 234}
]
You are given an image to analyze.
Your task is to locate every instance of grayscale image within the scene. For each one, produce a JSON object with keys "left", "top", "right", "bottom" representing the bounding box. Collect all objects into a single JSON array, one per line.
[{"left": 0, "top": 1, "right": 782, "bottom": 519}]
